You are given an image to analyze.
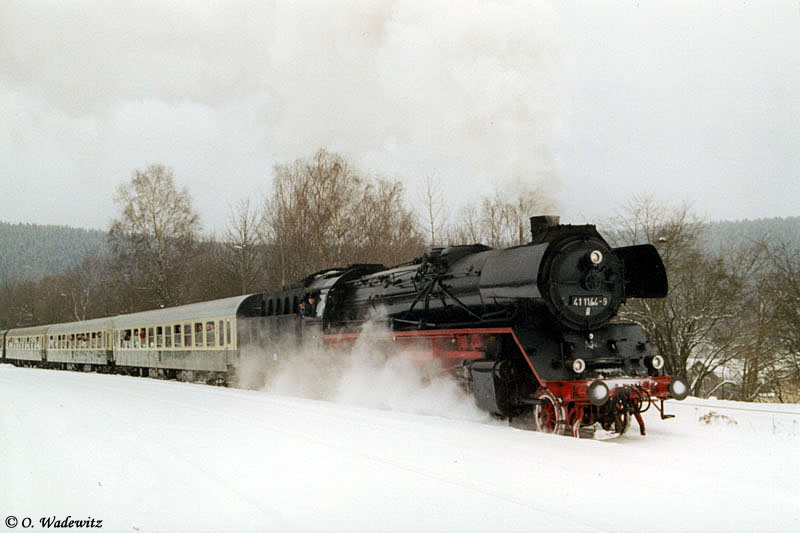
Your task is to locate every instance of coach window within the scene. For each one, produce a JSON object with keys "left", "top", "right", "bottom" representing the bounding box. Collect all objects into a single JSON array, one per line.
[
  {"left": 174, "top": 324, "right": 182, "bottom": 348},
  {"left": 165, "top": 326, "right": 172, "bottom": 348},
  {"left": 147, "top": 328, "right": 154, "bottom": 347},
  {"left": 267, "top": 299, "right": 274, "bottom": 315},
  {"left": 206, "top": 322, "right": 216, "bottom": 347},
  {"left": 284, "top": 297, "right": 290, "bottom": 314},
  {"left": 184, "top": 323, "right": 192, "bottom": 347},
  {"left": 226, "top": 320, "right": 232, "bottom": 347},
  {"left": 194, "top": 322, "right": 203, "bottom": 347},
  {"left": 156, "top": 326, "right": 163, "bottom": 348},
  {"left": 134, "top": 329, "right": 140, "bottom": 348}
]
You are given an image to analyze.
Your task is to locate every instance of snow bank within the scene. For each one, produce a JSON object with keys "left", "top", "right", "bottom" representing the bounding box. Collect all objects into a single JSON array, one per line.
[{"left": 1, "top": 363, "right": 799, "bottom": 532}]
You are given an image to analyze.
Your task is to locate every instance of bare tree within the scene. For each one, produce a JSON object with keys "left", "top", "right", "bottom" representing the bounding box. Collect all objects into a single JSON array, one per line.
[
  {"left": 352, "top": 178, "right": 426, "bottom": 265},
  {"left": 445, "top": 185, "right": 545, "bottom": 248},
  {"left": 446, "top": 202, "right": 482, "bottom": 245},
  {"left": 263, "top": 149, "right": 424, "bottom": 284},
  {"left": 609, "top": 196, "right": 752, "bottom": 394},
  {"left": 108, "top": 164, "right": 200, "bottom": 308},
  {"left": 760, "top": 242, "right": 800, "bottom": 400},
  {"left": 59, "top": 253, "right": 110, "bottom": 321},
  {"left": 222, "top": 198, "right": 266, "bottom": 295},
  {"left": 264, "top": 150, "right": 360, "bottom": 285},
  {"left": 417, "top": 173, "right": 448, "bottom": 248}
]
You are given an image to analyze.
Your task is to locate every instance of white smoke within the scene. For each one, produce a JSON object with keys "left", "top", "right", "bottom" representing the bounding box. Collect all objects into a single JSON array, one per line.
[
  {"left": 266, "top": 0, "right": 565, "bottom": 205},
  {"left": 0, "top": 0, "right": 565, "bottom": 230},
  {"left": 236, "top": 320, "right": 491, "bottom": 423}
]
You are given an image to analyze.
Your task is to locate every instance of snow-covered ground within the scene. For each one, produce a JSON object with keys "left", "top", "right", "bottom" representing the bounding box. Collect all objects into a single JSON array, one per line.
[{"left": 1, "top": 363, "right": 799, "bottom": 532}]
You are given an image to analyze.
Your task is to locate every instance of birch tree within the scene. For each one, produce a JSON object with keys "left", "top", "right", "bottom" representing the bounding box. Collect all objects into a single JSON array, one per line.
[{"left": 108, "top": 164, "right": 200, "bottom": 308}]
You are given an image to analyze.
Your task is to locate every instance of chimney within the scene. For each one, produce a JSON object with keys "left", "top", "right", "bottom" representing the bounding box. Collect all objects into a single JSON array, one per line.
[{"left": 530, "top": 215, "right": 560, "bottom": 239}]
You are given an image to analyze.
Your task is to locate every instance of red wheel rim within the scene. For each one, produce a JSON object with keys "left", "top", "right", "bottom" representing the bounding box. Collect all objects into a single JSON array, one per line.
[{"left": 533, "top": 390, "right": 564, "bottom": 434}]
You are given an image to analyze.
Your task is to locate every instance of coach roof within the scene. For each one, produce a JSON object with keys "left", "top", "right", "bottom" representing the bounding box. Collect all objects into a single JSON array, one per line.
[
  {"left": 6, "top": 324, "right": 49, "bottom": 336},
  {"left": 47, "top": 317, "right": 115, "bottom": 335},
  {"left": 110, "top": 293, "right": 262, "bottom": 329}
]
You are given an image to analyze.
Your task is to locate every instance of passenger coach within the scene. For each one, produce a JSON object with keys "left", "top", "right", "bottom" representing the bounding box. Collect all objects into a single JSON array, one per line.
[
  {"left": 5, "top": 325, "right": 48, "bottom": 365},
  {"left": 47, "top": 317, "right": 114, "bottom": 370},
  {"left": 111, "top": 294, "right": 265, "bottom": 382}
]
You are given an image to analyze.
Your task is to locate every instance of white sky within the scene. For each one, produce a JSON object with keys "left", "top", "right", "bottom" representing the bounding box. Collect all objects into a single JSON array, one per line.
[{"left": 1, "top": 0, "right": 798, "bottom": 235}]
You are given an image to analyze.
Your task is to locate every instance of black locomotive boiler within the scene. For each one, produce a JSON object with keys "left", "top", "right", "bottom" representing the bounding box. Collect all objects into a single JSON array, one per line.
[{"left": 279, "top": 216, "right": 688, "bottom": 437}]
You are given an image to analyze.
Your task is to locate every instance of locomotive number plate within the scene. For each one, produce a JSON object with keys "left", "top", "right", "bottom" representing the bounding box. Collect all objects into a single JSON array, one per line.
[{"left": 569, "top": 295, "right": 609, "bottom": 307}]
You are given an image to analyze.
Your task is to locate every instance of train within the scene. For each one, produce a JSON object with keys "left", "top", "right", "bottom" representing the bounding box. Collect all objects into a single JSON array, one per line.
[{"left": 0, "top": 215, "right": 688, "bottom": 437}]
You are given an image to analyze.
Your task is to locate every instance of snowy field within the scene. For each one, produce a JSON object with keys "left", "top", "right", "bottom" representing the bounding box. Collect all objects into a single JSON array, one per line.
[{"left": 1, "top": 362, "right": 799, "bottom": 532}]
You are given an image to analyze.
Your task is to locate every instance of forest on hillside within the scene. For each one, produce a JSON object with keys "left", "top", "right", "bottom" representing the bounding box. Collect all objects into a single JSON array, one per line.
[
  {"left": 0, "top": 222, "right": 107, "bottom": 282},
  {"left": 1, "top": 150, "right": 799, "bottom": 404}
]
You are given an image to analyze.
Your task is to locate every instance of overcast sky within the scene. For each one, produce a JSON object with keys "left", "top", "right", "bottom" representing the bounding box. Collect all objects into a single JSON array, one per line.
[{"left": 1, "top": 0, "right": 798, "bottom": 235}]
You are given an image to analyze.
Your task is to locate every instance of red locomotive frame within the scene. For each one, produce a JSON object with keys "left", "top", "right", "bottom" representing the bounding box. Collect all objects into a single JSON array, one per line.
[{"left": 325, "top": 327, "right": 677, "bottom": 437}]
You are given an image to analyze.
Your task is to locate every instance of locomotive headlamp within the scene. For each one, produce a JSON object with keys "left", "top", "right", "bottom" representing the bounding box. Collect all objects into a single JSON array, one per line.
[
  {"left": 572, "top": 358, "right": 586, "bottom": 374},
  {"left": 589, "top": 250, "right": 603, "bottom": 265},
  {"left": 651, "top": 355, "right": 665, "bottom": 370},
  {"left": 587, "top": 380, "right": 610, "bottom": 406},
  {"left": 669, "top": 378, "right": 689, "bottom": 401}
]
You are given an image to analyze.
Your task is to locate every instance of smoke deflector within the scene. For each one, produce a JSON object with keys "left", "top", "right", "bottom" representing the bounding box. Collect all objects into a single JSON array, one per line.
[{"left": 613, "top": 244, "right": 668, "bottom": 298}]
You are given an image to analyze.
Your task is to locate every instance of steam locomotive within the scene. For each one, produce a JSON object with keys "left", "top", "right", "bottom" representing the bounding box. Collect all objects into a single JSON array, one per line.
[
  {"left": 1, "top": 215, "right": 687, "bottom": 438},
  {"left": 284, "top": 215, "right": 688, "bottom": 437}
]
